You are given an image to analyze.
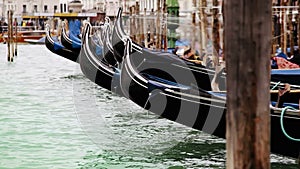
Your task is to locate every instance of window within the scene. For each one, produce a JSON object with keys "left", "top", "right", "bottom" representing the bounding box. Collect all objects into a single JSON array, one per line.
[
  {"left": 34, "top": 5, "right": 37, "bottom": 12},
  {"left": 109, "top": 2, "right": 113, "bottom": 7},
  {"left": 60, "top": 4, "right": 63, "bottom": 13},
  {"left": 22, "top": 5, "right": 27, "bottom": 13},
  {"left": 44, "top": 5, "right": 48, "bottom": 12},
  {"left": 54, "top": 5, "right": 57, "bottom": 13},
  {"left": 64, "top": 3, "right": 66, "bottom": 12}
]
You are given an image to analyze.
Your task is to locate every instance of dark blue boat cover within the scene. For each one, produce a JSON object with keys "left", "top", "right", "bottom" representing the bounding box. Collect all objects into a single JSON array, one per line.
[
  {"left": 271, "top": 69, "right": 300, "bottom": 75},
  {"left": 53, "top": 41, "right": 64, "bottom": 50}
]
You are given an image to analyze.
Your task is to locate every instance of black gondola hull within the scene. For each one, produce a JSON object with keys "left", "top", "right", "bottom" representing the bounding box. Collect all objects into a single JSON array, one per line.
[{"left": 44, "top": 26, "right": 79, "bottom": 62}]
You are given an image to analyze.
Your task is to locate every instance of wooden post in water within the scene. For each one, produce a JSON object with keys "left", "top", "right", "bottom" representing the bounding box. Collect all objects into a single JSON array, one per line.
[
  {"left": 150, "top": 9, "right": 155, "bottom": 48},
  {"left": 144, "top": 8, "right": 148, "bottom": 48},
  {"left": 10, "top": 11, "right": 14, "bottom": 58},
  {"left": 135, "top": 2, "right": 141, "bottom": 45},
  {"left": 219, "top": 1, "right": 224, "bottom": 60},
  {"left": 225, "top": 0, "right": 271, "bottom": 168},
  {"left": 280, "top": 0, "right": 284, "bottom": 51},
  {"left": 212, "top": 0, "right": 220, "bottom": 64},
  {"left": 298, "top": 0, "right": 300, "bottom": 49},
  {"left": 280, "top": 0, "right": 288, "bottom": 53},
  {"left": 7, "top": 10, "right": 11, "bottom": 62},
  {"left": 139, "top": 6, "right": 145, "bottom": 46},
  {"left": 7, "top": 10, "right": 13, "bottom": 62},
  {"left": 198, "top": 5, "right": 203, "bottom": 55},
  {"left": 287, "top": 0, "right": 294, "bottom": 56},
  {"left": 14, "top": 17, "right": 17, "bottom": 56},
  {"left": 192, "top": 0, "right": 196, "bottom": 50},
  {"left": 131, "top": 6, "right": 137, "bottom": 41},
  {"left": 129, "top": 7, "right": 133, "bottom": 39},
  {"left": 162, "top": 0, "right": 167, "bottom": 51},
  {"left": 271, "top": 1, "right": 276, "bottom": 55},
  {"left": 156, "top": 0, "right": 161, "bottom": 49},
  {"left": 199, "top": 0, "right": 207, "bottom": 54}
]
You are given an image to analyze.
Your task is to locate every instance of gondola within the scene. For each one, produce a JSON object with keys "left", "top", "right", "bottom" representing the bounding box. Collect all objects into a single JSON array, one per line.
[
  {"left": 112, "top": 7, "right": 300, "bottom": 104},
  {"left": 60, "top": 21, "right": 81, "bottom": 54},
  {"left": 102, "top": 18, "right": 118, "bottom": 67},
  {"left": 44, "top": 24, "right": 79, "bottom": 62},
  {"left": 120, "top": 38, "right": 300, "bottom": 158},
  {"left": 78, "top": 22, "right": 122, "bottom": 94},
  {"left": 112, "top": 7, "right": 226, "bottom": 91},
  {"left": 271, "top": 68, "right": 300, "bottom": 86},
  {"left": 111, "top": 7, "right": 143, "bottom": 63}
]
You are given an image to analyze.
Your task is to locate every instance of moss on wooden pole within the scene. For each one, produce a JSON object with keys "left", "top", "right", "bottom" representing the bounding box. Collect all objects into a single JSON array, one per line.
[{"left": 224, "top": 0, "right": 271, "bottom": 168}]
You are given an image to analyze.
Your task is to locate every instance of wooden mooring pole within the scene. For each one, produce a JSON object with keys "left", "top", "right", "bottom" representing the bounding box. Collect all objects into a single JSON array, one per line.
[
  {"left": 212, "top": 0, "right": 220, "bottom": 64},
  {"left": 281, "top": 0, "right": 288, "bottom": 53},
  {"left": 199, "top": 0, "right": 207, "bottom": 54},
  {"left": 287, "top": 0, "right": 294, "bottom": 56},
  {"left": 150, "top": 9, "right": 155, "bottom": 48},
  {"left": 155, "top": 0, "right": 161, "bottom": 49},
  {"left": 7, "top": 10, "right": 13, "bottom": 62},
  {"left": 144, "top": 8, "right": 148, "bottom": 48},
  {"left": 225, "top": 0, "right": 271, "bottom": 168},
  {"left": 135, "top": 2, "right": 141, "bottom": 45},
  {"left": 192, "top": 0, "right": 196, "bottom": 51},
  {"left": 162, "top": 0, "right": 167, "bottom": 51},
  {"left": 14, "top": 17, "right": 17, "bottom": 56},
  {"left": 298, "top": 0, "right": 300, "bottom": 49}
]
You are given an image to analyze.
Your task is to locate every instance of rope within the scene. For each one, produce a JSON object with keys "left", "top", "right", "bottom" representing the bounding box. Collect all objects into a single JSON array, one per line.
[
  {"left": 280, "top": 106, "right": 300, "bottom": 141},
  {"left": 271, "top": 81, "right": 281, "bottom": 90},
  {"left": 272, "top": 31, "right": 289, "bottom": 40},
  {"left": 270, "top": 81, "right": 300, "bottom": 89}
]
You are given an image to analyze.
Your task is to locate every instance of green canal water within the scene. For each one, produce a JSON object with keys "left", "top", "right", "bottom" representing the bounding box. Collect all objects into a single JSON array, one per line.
[{"left": 0, "top": 44, "right": 298, "bottom": 169}]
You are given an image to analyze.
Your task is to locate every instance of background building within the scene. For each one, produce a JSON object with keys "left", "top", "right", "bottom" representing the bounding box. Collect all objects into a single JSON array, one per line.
[
  {"left": 59, "top": 0, "right": 69, "bottom": 13},
  {"left": 0, "top": 0, "right": 60, "bottom": 19},
  {"left": 0, "top": 0, "right": 198, "bottom": 20}
]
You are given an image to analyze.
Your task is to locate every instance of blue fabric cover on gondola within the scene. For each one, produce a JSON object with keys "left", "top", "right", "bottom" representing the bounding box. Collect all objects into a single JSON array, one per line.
[
  {"left": 271, "top": 68, "right": 300, "bottom": 85},
  {"left": 148, "top": 80, "right": 167, "bottom": 91},
  {"left": 69, "top": 33, "right": 81, "bottom": 48},
  {"left": 70, "top": 32, "right": 81, "bottom": 44},
  {"left": 68, "top": 19, "right": 82, "bottom": 49},
  {"left": 145, "top": 74, "right": 191, "bottom": 91},
  {"left": 271, "top": 69, "right": 300, "bottom": 75},
  {"left": 175, "top": 39, "right": 190, "bottom": 47},
  {"left": 68, "top": 19, "right": 82, "bottom": 48},
  {"left": 96, "top": 46, "right": 103, "bottom": 56},
  {"left": 71, "top": 40, "right": 81, "bottom": 48},
  {"left": 74, "top": 20, "right": 81, "bottom": 36},
  {"left": 208, "top": 91, "right": 226, "bottom": 98},
  {"left": 53, "top": 42, "right": 64, "bottom": 50},
  {"left": 271, "top": 101, "right": 299, "bottom": 109},
  {"left": 276, "top": 48, "right": 288, "bottom": 59},
  {"left": 69, "top": 20, "right": 81, "bottom": 37}
]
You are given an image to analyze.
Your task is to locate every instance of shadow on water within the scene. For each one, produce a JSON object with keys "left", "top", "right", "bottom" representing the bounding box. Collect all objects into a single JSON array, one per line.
[
  {"left": 77, "top": 128, "right": 298, "bottom": 169},
  {"left": 61, "top": 74, "right": 86, "bottom": 80},
  {"left": 77, "top": 129, "right": 226, "bottom": 168}
]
